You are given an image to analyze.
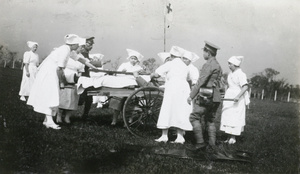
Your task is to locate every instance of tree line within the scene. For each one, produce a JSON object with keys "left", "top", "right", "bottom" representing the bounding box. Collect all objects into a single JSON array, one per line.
[
  {"left": 250, "top": 68, "right": 300, "bottom": 101},
  {"left": 0, "top": 45, "right": 20, "bottom": 68}
]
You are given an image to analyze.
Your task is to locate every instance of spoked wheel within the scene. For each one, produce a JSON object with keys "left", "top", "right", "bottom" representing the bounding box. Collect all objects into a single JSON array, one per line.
[{"left": 123, "top": 86, "right": 164, "bottom": 137}]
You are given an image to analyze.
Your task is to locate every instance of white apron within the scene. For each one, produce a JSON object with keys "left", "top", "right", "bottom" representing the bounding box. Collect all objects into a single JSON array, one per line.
[{"left": 220, "top": 68, "right": 250, "bottom": 135}]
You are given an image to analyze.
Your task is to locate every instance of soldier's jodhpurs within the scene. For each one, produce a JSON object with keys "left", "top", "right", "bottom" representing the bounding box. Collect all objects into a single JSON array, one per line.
[{"left": 189, "top": 99, "right": 220, "bottom": 146}]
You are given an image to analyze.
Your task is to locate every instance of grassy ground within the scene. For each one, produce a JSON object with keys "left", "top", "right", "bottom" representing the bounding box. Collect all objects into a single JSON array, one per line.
[{"left": 0, "top": 67, "right": 299, "bottom": 173}]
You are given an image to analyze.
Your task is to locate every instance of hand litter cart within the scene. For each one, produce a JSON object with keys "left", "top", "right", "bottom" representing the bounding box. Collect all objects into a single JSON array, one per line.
[{"left": 86, "top": 70, "right": 164, "bottom": 137}]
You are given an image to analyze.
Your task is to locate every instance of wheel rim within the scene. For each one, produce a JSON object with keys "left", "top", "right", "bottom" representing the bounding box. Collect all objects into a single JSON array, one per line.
[{"left": 123, "top": 86, "right": 164, "bottom": 137}]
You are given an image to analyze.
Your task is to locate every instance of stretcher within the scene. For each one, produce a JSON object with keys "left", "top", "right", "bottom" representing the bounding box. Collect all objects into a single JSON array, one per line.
[{"left": 81, "top": 69, "right": 164, "bottom": 137}]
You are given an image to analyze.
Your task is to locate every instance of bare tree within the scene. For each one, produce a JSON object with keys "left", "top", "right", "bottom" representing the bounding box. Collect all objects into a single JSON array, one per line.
[
  {"left": 111, "top": 56, "right": 122, "bottom": 70},
  {"left": 142, "top": 58, "right": 158, "bottom": 73},
  {"left": 264, "top": 68, "right": 280, "bottom": 82},
  {"left": 10, "top": 52, "right": 18, "bottom": 69},
  {"left": 1, "top": 47, "right": 11, "bottom": 68}
]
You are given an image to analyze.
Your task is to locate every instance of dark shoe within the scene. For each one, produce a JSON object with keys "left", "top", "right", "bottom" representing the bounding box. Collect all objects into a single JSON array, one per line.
[
  {"left": 81, "top": 114, "right": 88, "bottom": 120},
  {"left": 205, "top": 144, "right": 229, "bottom": 158},
  {"left": 186, "top": 143, "right": 206, "bottom": 151}
]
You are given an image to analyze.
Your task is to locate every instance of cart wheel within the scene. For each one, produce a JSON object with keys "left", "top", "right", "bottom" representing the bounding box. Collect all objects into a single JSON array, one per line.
[{"left": 123, "top": 86, "right": 164, "bottom": 137}]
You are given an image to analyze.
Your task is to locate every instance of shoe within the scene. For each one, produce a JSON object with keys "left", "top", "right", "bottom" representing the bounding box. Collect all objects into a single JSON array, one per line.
[
  {"left": 44, "top": 123, "right": 61, "bottom": 130},
  {"left": 223, "top": 139, "right": 229, "bottom": 143},
  {"left": 171, "top": 137, "right": 185, "bottom": 144},
  {"left": 96, "top": 103, "right": 103, "bottom": 108},
  {"left": 111, "top": 121, "right": 116, "bottom": 126},
  {"left": 186, "top": 143, "right": 206, "bottom": 151},
  {"left": 228, "top": 138, "right": 236, "bottom": 144},
  {"left": 155, "top": 136, "right": 168, "bottom": 143},
  {"left": 64, "top": 117, "right": 71, "bottom": 124},
  {"left": 128, "top": 117, "right": 133, "bottom": 123},
  {"left": 81, "top": 114, "right": 88, "bottom": 120},
  {"left": 20, "top": 96, "right": 26, "bottom": 101},
  {"left": 56, "top": 116, "right": 63, "bottom": 123}
]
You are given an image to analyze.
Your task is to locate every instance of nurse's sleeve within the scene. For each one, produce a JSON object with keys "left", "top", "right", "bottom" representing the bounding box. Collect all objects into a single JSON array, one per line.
[
  {"left": 117, "top": 63, "right": 126, "bottom": 71},
  {"left": 57, "top": 47, "right": 71, "bottom": 68},
  {"left": 155, "top": 61, "right": 171, "bottom": 77},
  {"left": 23, "top": 52, "right": 30, "bottom": 64},
  {"left": 238, "top": 71, "right": 248, "bottom": 87},
  {"left": 190, "top": 66, "right": 200, "bottom": 85}
]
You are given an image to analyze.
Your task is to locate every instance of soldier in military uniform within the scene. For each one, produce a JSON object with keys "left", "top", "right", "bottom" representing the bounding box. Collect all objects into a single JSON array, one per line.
[
  {"left": 78, "top": 36, "right": 103, "bottom": 119},
  {"left": 187, "top": 41, "right": 223, "bottom": 150}
]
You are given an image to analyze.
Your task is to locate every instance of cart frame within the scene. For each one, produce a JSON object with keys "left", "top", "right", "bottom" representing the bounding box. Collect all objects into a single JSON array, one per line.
[{"left": 86, "top": 75, "right": 164, "bottom": 137}]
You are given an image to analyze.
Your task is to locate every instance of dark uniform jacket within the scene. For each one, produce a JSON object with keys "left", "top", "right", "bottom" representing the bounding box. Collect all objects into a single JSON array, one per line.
[
  {"left": 190, "top": 57, "right": 223, "bottom": 102},
  {"left": 81, "top": 51, "right": 90, "bottom": 77}
]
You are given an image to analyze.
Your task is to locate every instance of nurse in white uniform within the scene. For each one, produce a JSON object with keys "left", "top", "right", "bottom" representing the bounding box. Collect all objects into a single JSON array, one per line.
[
  {"left": 19, "top": 41, "right": 40, "bottom": 101},
  {"left": 220, "top": 56, "right": 250, "bottom": 144},
  {"left": 27, "top": 34, "right": 96, "bottom": 130}
]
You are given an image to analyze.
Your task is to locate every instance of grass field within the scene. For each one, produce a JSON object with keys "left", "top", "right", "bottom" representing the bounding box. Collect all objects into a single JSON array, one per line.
[{"left": 0, "top": 67, "right": 299, "bottom": 173}]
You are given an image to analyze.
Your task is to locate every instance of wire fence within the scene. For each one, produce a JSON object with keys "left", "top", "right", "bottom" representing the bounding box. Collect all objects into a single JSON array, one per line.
[{"left": 250, "top": 88, "right": 300, "bottom": 103}]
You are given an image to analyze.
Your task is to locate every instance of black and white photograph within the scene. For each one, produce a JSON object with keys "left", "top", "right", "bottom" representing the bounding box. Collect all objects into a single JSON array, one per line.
[{"left": 0, "top": 0, "right": 299, "bottom": 173}]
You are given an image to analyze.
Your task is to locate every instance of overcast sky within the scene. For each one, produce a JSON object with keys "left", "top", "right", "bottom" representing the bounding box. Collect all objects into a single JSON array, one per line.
[{"left": 0, "top": 0, "right": 299, "bottom": 84}]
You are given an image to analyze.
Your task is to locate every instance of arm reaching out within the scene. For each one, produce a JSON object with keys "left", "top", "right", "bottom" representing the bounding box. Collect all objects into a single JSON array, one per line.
[
  {"left": 234, "top": 84, "right": 248, "bottom": 102},
  {"left": 77, "top": 57, "right": 97, "bottom": 69}
]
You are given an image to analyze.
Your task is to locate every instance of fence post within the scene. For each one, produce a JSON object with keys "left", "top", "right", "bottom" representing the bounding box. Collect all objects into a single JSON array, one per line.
[
  {"left": 287, "top": 91, "right": 290, "bottom": 102},
  {"left": 274, "top": 90, "right": 277, "bottom": 101},
  {"left": 261, "top": 89, "right": 264, "bottom": 100}
]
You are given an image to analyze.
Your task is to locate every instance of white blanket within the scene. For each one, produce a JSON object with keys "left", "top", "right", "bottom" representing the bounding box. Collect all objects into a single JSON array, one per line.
[{"left": 77, "top": 75, "right": 151, "bottom": 94}]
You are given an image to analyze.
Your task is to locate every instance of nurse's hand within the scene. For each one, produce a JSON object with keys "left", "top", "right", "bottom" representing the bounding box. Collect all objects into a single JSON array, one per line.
[
  {"left": 233, "top": 97, "right": 239, "bottom": 102},
  {"left": 26, "top": 72, "right": 30, "bottom": 77}
]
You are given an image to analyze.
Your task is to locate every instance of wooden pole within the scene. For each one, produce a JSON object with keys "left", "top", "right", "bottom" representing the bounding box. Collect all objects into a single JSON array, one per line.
[
  {"left": 274, "top": 90, "right": 277, "bottom": 101},
  {"left": 89, "top": 69, "right": 150, "bottom": 75},
  {"left": 261, "top": 89, "right": 264, "bottom": 100},
  {"left": 287, "top": 91, "right": 290, "bottom": 102},
  {"left": 163, "top": 0, "right": 166, "bottom": 52}
]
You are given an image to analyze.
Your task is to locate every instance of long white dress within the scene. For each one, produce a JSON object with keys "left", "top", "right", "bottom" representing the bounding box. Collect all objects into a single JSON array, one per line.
[
  {"left": 156, "top": 58, "right": 193, "bottom": 131},
  {"left": 19, "top": 51, "right": 39, "bottom": 96},
  {"left": 27, "top": 45, "right": 78, "bottom": 116},
  {"left": 59, "top": 58, "right": 85, "bottom": 110},
  {"left": 220, "top": 68, "right": 250, "bottom": 135}
]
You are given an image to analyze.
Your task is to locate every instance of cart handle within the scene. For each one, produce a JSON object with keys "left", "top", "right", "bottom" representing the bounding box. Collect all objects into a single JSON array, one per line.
[
  {"left": 89, "top": 69, "right": 150, "bottom": 75},
  {"left": 222, "top": 98, "right": 234, "bottom": 101}
]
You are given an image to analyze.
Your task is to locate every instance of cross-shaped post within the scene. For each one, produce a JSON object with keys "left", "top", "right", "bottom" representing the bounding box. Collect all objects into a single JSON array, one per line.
[{"left": 166, "top": 3, "right": 172, "bottom": 14}]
